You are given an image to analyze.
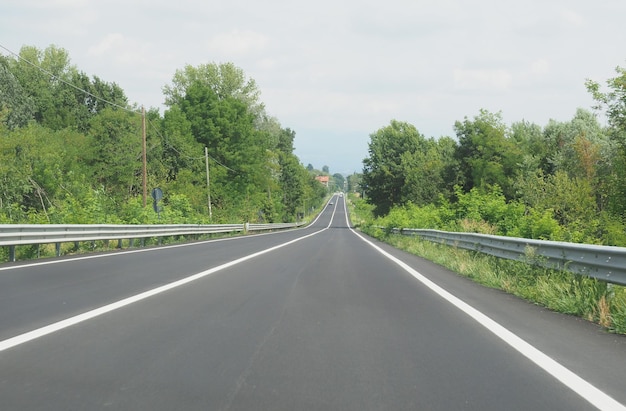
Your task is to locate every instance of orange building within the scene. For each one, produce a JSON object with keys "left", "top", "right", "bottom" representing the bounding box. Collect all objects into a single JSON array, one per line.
[{"left": 315, "top": 175, "right": 330, "bottom": 187}]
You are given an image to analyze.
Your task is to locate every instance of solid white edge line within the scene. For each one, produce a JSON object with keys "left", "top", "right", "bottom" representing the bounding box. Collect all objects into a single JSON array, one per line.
[
  {"left": 0, "top": 234, "right": 245, "bottom": 272},
  {"left": 342, "top": 198, "right": 625, "bottom": 411},
  {"left": 0, "top": 211, "right": 329, "bottom": 273},
  {"left": 0, "top": 210, "right": 335, "bottom": 353}
]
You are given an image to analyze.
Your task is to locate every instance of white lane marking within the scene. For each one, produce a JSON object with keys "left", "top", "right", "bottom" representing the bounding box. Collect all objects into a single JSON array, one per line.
[
  {"left": 0, "top": 216, "right": 333, "bottom": 353},
  {"left": 0, "top": 235, "right": 246, "bottom": 272},
  {"left": 343, "top": 200, "right": 625, "bottom": 411},
  {"left": 0, "top": 217, "right": 324, "bottom": 273}
]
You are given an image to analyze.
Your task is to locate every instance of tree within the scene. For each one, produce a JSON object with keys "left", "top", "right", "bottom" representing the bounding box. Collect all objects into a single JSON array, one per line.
[
  {"left": 163, "top": 62, "right": 263, "bottom": 120},
  {"left": 401, "top": 137, "right": 449, "bottom": 206},
  {"left": 0, "top": 46, "right": 318, "bottom": 225},
  {"left": 510, "top": 120, "right": 551, "bottom": 175},
  {"left": 362, "top": 120, "right": 426, "bottom": 216},
  {"left": 5, "top": 45, "right": 128, "bottom": 132},
  {"left": 0, "top": 56, "right": 34, "bottom": 129},
  {"left": 332, "top": 173, "right": 345, "bottom": 192},
  {"left": 586, "top": 65, "right": 626, "bottom": 143},
  {"left": 0, "top": 122, "right": 90, "bottom": 221},
  {"left": 177, "top": 81, "right": 271, "bottom": 220},
  {"left": 586, "top": 67, "right": 626, "bottom": 215},
  {"left": 542, "top": 109, "right": 616, "bottom": 212},
  {"left": 277, "top": 128, "right": 296, "bottom": 155},
  {"left": 86, "top": 108, "right": 142, "bottom": 200},
  {"left": 347, "top": 173, "right": 362, "bottom": 194},
  {"left": 279, "top": 153, "right": 305, "bottom": 220},
  {"left": 454, "top": 110, "right": 520, "bottom": 198},
  {"left": 162, "top": 107, "right": 196, "bottom": 161}
]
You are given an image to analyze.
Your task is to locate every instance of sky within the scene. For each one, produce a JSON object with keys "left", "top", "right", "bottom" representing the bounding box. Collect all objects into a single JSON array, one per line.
[{"left": 2, "top": 0, "right": 625, "bottom": 175}]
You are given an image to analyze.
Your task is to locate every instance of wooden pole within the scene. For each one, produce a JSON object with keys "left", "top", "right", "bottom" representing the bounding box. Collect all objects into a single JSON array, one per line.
[
  {"left": 142, "top": 106, "right": 147, "bottom": 207},
  {"left": 205, "top": 147, "right": 212, "bottom": 221}
]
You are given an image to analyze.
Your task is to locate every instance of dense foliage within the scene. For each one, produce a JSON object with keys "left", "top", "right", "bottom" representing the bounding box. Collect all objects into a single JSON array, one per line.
[
  {"left": 0, "top": 45, "right": 328, "bottom": 225},
  {"left": 361, "top": 65, "right": 626, "bottom": 246}
]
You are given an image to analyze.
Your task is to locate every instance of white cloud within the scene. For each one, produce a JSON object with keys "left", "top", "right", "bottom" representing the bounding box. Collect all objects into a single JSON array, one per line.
[
  {"left": 530, "top": 59, "right": 551, "bottom": 76},
  {"left": 206, "top": 30, "right": 269, "bottom": 56},
  {"left": 453, "top": 69, "right": 514, "bottom": 92},
  {"left": 6, "top": 0, "right": 88, "bottom": 8},
  {"left": 560, "top": 9, "right": 585, "bottom": 27},
  {"left": 4, "top": 0, "right": 626, "bottom": 173},
  {"left": 87, "top": 34, "right": 158, "bottom": 67},
  {"left": 87, "top": 34, "right": 125, "bottom": 57}
]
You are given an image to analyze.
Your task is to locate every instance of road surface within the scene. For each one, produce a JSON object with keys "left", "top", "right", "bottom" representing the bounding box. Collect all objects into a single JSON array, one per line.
[{"left": 1, "top": 194, "right": 625, "bottom": 410}]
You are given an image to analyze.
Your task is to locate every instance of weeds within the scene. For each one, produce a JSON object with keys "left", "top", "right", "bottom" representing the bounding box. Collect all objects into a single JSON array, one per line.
[{"left": 359, "top": 223, "right": 626, "bottom": 334}]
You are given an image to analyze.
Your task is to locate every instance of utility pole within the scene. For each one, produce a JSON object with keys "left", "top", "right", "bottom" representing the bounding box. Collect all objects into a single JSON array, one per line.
[
  {"left": 141, "top": 106, "right": 147, "bottom": 208},
  {"left": 205, "top": 147, "right": 212, "bottom": 221}
]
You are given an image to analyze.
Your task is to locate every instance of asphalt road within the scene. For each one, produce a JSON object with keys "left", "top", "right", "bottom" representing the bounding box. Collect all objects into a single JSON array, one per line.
[{"left": 1, "top": 195, "right": 625, "bottom": 410}]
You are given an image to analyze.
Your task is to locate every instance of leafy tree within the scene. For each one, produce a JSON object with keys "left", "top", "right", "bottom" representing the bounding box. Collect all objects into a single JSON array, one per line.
[
  {"left": 362, "top": 120, "right": 427, "bottom": 216},
  {"left": 163, "top": 62, "right": 263, "bottom": 119},
  {"left": 279, "top": 153, "right": 305, "bottom": 220},
  {"left": 544, "top": 110, "right": 611, "bottom": 179},
  {"left": 86, "top": 108, "right": 143, "bottom": 200},
  {"left": 1, "top": 44, "right": 320, "bottom": 226},
  {"left": 586, "top": 67, "right": 626, "bottom": 215},
  {"left": 454, "top": 110, "right": 521, "bottom": 198},
  {"left": 510, "top": 120, "right": 550, "bottom": 175},
  {"left": 332, "top": 173, "right": 345, "bottom": 192},
  {"left": 0, "top": 56, "right": 35, "bottom": 129},
  {"left": 400, "top": 137, "right": 453, "bottom": 206},
  {"left": 277, "top": 128, "right": 296, "bottom": 155},
  {"left": 8, "top": 45, "right": 86, "bottom": 131},
  {"left": 346, "top": 173, "right": 362, "bottom": 193},
  {"left": 542, "top": 109, "right": 616, "bottom": 212},
  {"left": 178, "top": 81, "right": 270, "bottom": 220},
  {"left": 5, "top": 45, "right": 128, "bottom": 132},
  {"left": 67, "top": 71, "right": 128, "bottom": 132},
  {"left": 586, "top": 65, "right": 626, "bottom": 143},
  {"left": 0, "top": 123, "right": 89, "bottom": 220},
  {"left": 160, "top": 105, "right": 201, "bottom": 182}
]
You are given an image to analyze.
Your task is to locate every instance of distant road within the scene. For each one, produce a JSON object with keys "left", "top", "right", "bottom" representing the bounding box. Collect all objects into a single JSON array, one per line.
[{"left": 1, "top": 195, "right": 625, "bottom": 410}]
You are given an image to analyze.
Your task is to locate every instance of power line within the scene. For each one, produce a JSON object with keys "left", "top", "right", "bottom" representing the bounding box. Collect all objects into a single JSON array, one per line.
[
  {"left": 0, "top": 43, "right": 139, "bottom": 115},
  {"left": 2, "top": 42, "right": 240, "bottom": 175},
  {"left": 146, "top": 117, "right": 239, "bottom": 174}
]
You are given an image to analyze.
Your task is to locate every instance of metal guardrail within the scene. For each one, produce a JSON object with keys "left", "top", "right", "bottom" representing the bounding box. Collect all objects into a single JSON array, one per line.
[
  {"left": 0, "top": 222, "right": 304, "bottom": 262},
  {"left": 389, "top": 228, "right": 626, "bottom": 286}
]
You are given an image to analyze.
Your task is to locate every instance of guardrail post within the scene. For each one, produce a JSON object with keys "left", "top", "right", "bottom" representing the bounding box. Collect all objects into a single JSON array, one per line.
[
  {"left": 55, "top": 243, "right": 61, "bottom": 257},
  {"left": 117, "top": 239, "right": 123, "bottom": 249},
  {"left": 129, "top": 238, "right": 134, "bottom": 248},
  {"left": 9, "top": 245, "right": 16, "bottom": 262}
]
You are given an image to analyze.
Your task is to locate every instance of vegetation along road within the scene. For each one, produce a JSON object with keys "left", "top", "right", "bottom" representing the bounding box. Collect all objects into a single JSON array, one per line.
[{"left": 1, "top": 195, "right": 625, "bottom": 410}]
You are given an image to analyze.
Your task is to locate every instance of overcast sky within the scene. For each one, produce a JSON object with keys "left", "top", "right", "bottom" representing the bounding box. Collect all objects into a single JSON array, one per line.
[{"left": 2, "top": 0, "right": 625, "bottom": 175}]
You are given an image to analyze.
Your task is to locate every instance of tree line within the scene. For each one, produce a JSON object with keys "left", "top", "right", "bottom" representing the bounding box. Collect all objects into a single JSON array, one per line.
[
  {"left": 0, "top": 45, "right": 328, "bottom": 225},
  {"left": 361, "top": 65, "right": 626, "bottom": 246}
]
